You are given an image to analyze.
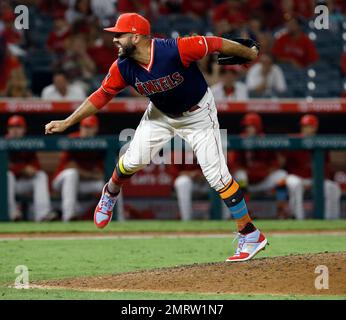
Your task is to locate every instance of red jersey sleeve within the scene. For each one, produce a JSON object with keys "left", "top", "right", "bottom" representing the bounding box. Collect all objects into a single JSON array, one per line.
[
  {"left": 177, "top": 36, "right": 223, "bottom": 67},
  {"left": 88, "top": 87, "right": 114, "bottom": 109}
]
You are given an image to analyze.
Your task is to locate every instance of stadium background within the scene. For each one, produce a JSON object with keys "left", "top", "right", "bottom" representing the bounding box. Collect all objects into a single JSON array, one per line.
[
  {"left": 1, "top": 0, "right": 346, "bottom": 221},
  {"left": 1, "top": 0, "right": 346, "bottom": 301}
]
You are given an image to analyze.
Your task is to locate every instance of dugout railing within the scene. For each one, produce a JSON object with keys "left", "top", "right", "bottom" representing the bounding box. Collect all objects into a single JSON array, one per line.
[{"left": 0, "top": 135, "right": 345, "bottom": 221}]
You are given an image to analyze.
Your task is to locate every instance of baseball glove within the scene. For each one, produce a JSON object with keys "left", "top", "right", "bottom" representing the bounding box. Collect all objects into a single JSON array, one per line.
[{"left": 217, "top": 38, "right": 260, "bottom": 65}]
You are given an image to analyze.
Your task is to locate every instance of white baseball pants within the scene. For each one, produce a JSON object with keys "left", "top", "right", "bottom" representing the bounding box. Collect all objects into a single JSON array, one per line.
[
  {"left": 121, "top": 88, "right": 232, "bottom": 192},
  {"left": 286, "top": 174, "right": 341, "bottom": 220},
  {"left": 7, "top": 170, "right": 52, "bottom": 221}
]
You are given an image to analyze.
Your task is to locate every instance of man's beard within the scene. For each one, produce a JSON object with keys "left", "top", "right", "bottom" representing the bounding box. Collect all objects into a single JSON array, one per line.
[{"left": 118, "top": 43, "right": 136, "bottom": 58}]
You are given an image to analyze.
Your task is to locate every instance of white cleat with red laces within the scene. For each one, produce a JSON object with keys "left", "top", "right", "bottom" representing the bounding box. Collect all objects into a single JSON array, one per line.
[
  {"left": 226, "top": 229, "right": 268, "bottom": 262},
  {"left": 94, "top": 184, "right": 118, "bottom": 229}
]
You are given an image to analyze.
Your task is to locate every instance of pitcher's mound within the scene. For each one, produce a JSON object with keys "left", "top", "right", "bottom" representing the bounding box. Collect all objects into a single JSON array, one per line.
[{"left": 38, "top": 252, "right": 346, "bottom": 296}]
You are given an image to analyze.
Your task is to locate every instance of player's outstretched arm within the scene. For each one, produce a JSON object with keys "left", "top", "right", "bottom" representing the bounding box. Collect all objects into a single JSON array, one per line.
[
  {"left": 219, "top": 38, "right": 258, "bottom": 62},
  {"left": 45, "top": 99, "right": 98, "bottom": 134},
  {"left": 45, "top": 74, "right": 118, "bottom": 134}
]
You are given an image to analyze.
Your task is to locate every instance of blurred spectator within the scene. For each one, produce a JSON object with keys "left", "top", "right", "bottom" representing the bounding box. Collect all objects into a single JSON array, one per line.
[
  {"left": 244, "top": 16, "right": 263, "bottom": 41},
  {"left": 0, "top": 37, "right": 24, "bottom": 96},
  {"left": 51, "top": 115, "right": 105, "bottom": 221},
  {"left": 272, "top": 15, "right": 319, "bottom": 68},
  {"left": 6, "top": 76, "right": 32, "bottom": 98},
  {"left": 211, "top": 65, "right": 248, "bottom": 101},
  {"left": 87, "top": 32, "right": 117, "bottom": 75},
  {"left": 65, "top": 0, "right": 93, "bottom": 25},
  {"left": 325, "top": 0, "right": 346, "bottom": 33},
  {"left": 284, "top": 114, "right": 341, "bottom": 219},
  {"left": 6, "top": 115, "right": 56, "bottom": 222},
  {"left": 84, "top": 19, "right": 103, "bottom": 46},
  {"left": 281, "top": 0, "right": 314, "bottom": 20},
  {"left": 335, "top": 0, "right": 346, "bottom": 14},
  {"left": 66, "top": 0, "right": 117, "bottom": 27},
  {"left": 0, "top": 5, "right": 25, "bottom": 55},
  {"left": 246, "top": 54, "right": 287, "bottom": 97},
  {"left": 229, "top": 113, "right": 289, "bottom": 219},
  {"left": 56, "top": 34, "right": 96, "bottom": 86},
  {"left": 41, "top": 71, "right": 86, "bottom": 100},
  {"left": 212, "top": 0, "right": 248, "bottom": 35},
  {"left": 0, "top": 0, "right": 12, "bottom": 15},
  {"left": 89, "top": 0, "right": 117, "bottom": 27},
  {"left": 65, "top": 0, "right": 98, "bottom": 35},
  {"left": 256, "top": 31, "right": 274, "bottom": 55},
  {"left": 117, "top": 0, "right": 152, "bottom": 17},
  {"left": 46, "top": 13, "right": 72, "bottom": 55},
  {"left": 173, "top": 150, "right": 206, "bottom": 221},
  {"left": 252, "top": 1, "right": 285, "bottom": 30},
  {"left": 334, "top": 170, "right": 346, "bottom": 195},
  {"left": 0, "top": 9, "right": 22, "bottom": 45},
  {"left": 172, "top": 149, "right": 229, "bottom": 220},
  {"left": 157, "top": 0, "right": 182, "bottom": 15},
  {"left": 122, "top": 155, "right": 177, "bottom": 220},
  {"left": 38, "top": 0, "right": 68, "bottom": 18},
  {"left": 181, "top": 0, "right": 213, "bottom": 19}
]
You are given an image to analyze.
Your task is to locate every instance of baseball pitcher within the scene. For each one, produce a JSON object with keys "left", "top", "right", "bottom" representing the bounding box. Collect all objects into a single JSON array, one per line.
[{"left": 45, "top": 13, "right": 267, "bottom": 262}]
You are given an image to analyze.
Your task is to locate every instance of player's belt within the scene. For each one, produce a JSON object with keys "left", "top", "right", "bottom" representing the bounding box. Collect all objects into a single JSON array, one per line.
[{"left": 164, "top": 105, "right": 200, "bottom": 118}]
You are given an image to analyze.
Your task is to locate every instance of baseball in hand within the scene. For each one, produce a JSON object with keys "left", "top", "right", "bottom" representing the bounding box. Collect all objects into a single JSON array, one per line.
[{"left": 45, "top": 120, "right": 68, "bottom": 134}]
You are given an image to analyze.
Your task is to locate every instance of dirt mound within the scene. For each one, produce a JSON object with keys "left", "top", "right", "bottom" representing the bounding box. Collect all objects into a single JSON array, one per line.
[{"left": 38, "top": 252, "right": 346, "bottom": 296}]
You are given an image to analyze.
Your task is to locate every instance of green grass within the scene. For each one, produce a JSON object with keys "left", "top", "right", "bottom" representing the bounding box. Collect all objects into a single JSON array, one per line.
[
  {"left": 0, "top": 220, "right": 346, "bottom": 300},
  {"left": 1, "top": 219, "right": 346, "bottom": 234}
]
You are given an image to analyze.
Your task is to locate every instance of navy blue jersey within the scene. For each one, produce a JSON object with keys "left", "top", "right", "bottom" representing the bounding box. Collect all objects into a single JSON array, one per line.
[{"left": 102, "top": 38, "right": 209, "bottom": 114}]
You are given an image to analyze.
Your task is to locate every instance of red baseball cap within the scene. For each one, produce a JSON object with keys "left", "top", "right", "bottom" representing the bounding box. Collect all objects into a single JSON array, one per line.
[
  {"left": 80, "top": 115, "right": 99, "bottom": 128},
  {"left": 300, "top": 114, "right": 319, "bottom": 128},
  {"left": 104, "top": 13, "right": 151, "bottom": 36},
  {"left": 241, "top": 112, "right": 263, "bottom": 133},
  {"left": 7, "top": 115, "right": 26, "bottom": 127}
]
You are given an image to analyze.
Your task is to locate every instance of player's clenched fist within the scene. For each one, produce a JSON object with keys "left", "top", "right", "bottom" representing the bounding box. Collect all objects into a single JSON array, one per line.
[{"left": 45, "top": 120, "right": 69, "bottom": 134}]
